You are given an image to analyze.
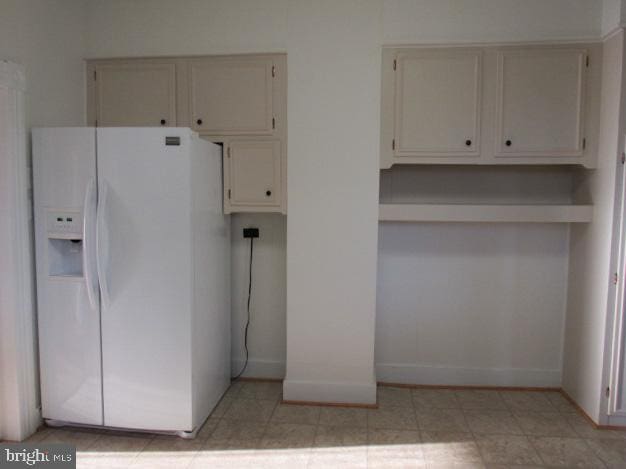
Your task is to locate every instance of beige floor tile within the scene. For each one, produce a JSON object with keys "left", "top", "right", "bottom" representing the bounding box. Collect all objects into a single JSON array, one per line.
[
  {"left": 308, "top": 447, "right": 367, "bottom": 468},
  {"left": 411, "top": 389, "right": 460, "bottom": 410},
  {"left": 255, "top": 448, "right": 311, "bottom": 468},
  {"left": 464, "top": 410, "right": 524, "bottom": 435},
  {"left": 319, "top": 407, "right": 368, "bottom": 428},
  {"left": 314, "top": 425, "right": 367, "bottom": 448},
  {"left": 239, "top": 381, "right": 283, "bottom": 401},
  {"left": 24, "top": 426, "right": 53, "bottom": 443},
  {"left": 420, "top": 431, "right": 482, "bottom": 465},
  {"left": 513, "top": 411, "right": 576, "bottom": 437},
  {"left": 261, "top": 423, "right": 317, "bottom": 449},
  {"left": 586, "top": 437, "right": 626, "bottom": 468},
  {"left": 223, "top": 380, "right": 244, "bottom": 399},
  {"left": 499, "top": 392, "right": 555, "bottom": 412},
  {"left": 416, "top": 408, "right": 469, "bottom": 433},
  {"left": 427, "top": 462, "right": 486, "bottom": 468},
  {"left": 565, "top": 413, "right": 626, "bottom": 440},
  {"left": 484, "top": 465, "right": 542, "bottom": 469},
  {"left": 530, "top": 436, "right": 605, "bottom": 468},
  {"left": 455, "top": 391, "right": 507, "bottom": 410},
  {"left": 79, "top": 434, "right": 152, "bottom": 468},
  {"left": 367, "top": 428, "right": 424, "bottom": 468},
  {"left": 195, "top": 416, "right": 220, "bottom": 441},
  {"left": 130, "top": 437, "right": 201, "bottom": 469},
  {"left": 369, "top": 407, "right": 418, "bottom": 430},
  {"left": 205, "top": 419, "right": 266, "bottom": 449},
  {"left": 475, "top": 435, "right": 542, "bottom": 465},
  {"left": 210, "top": 396, "right": 235, "bottom": 418},
  {"left": 271, "top": 403, "right": 321, "bottom": 425},
  {"left": 188, "top": 449, "right": 262, "bottom": 469},
  {"left": 223, "top": 398, "right": 277, "bottom": 422},
  {"left": 541, "top": 392, "right": 578, "bottom": 413},
  {"left": 42, "top": 429, "right": 103, "bottom": 451},
  {"left": 377, "top": 386, "right": 413, "bottom": 408}
]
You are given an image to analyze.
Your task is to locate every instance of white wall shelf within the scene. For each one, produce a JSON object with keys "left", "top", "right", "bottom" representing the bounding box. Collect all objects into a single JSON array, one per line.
[{"left": 379, "top": 203, "right": 593, "bottom": 223}]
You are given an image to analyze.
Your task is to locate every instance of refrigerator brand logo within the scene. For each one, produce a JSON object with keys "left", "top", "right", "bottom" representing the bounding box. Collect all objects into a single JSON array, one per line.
[
  {"left": 0, "top": 444, "right": 75, "bottom": 468},
  {"left": 4, "top": 448, "right": 48, "bottom": 466}
]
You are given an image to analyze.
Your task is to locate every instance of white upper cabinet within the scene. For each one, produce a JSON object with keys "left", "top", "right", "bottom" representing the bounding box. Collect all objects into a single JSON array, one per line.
[
  {"left": 188, "top": 56, "right": 274, "bottom": 135},
  {"left": 381, "top": 44, "right": 600, "bottom": 168},
  {"left": 495, "top": 48, "right": 587, "bottom": 158},
  {"left": 90, "top": 61, "right": 177, "bottom": 127},
  {"left": 393, "top": 49, "right": 481, "bottom": 157},
  {"left": 87, "top": 54, "right": 287, "bottom": 214},
  {"left": 225, "top": 140, "right": 281, "bottom": 210}
]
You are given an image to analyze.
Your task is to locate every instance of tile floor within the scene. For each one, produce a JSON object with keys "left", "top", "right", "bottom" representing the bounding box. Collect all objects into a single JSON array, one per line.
[{"left": 25, "top": 382, "right": 626, "bottom": 468}]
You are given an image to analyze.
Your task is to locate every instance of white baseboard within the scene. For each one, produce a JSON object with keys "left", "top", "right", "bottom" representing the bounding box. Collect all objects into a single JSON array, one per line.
[
  {"left": 376, "top": 362, "right": 561, "bottom": 388},
  {"left": 283, "top": 377, "right": 377, "bottom": 405},
  {"left": 231, "top": 358, "right": 286, "bottom": 380}
]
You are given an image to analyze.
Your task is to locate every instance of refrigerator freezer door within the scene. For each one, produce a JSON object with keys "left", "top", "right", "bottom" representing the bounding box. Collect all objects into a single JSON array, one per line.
[
  {"left": 32, "top": 128, "right": 103, "bottom": 425},
  {"left": 97, "top": 128, "right": 194, "bottom": 431}
]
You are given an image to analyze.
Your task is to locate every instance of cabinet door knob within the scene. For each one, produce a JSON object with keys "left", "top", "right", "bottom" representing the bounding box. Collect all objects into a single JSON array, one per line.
[
  {"left": 505, "top": 139, "right": 512, "bottom": 147},
  {"left": 160, "top": 119, "right": 166, "bottom": 125},
  {"left": 465, "top": 139, "right": 472, "bottom": 147},
  {"left": 196, "top": 118, "right": 203, "bottom": 125},
  {"left": 266, "top": 190, "right": 272, "bottom": 197}
]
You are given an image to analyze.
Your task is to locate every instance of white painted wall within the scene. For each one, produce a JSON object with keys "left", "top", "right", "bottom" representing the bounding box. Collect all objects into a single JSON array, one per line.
[
  {"left": 383, "top": 0, "right": 601, "bottom": 44},
  {"left": 377, "top": 222, "right": 569, "bottom": 387},
  {"left": 0, "top": 0, "right": 86, "bottom": 128},
  {"left": 83, "top": 1, "right": 608, "bottom": 400},
  {"left": 563, "top": 30, "right": 624, "bottom": 424},
  {"left": 85, "top": 0, "right": 287, "bottom": 58},
  {"left": 231, "top": 214, "right": 286, "bottom": 379},
  {"left": 283, "top": 0, "right": 381, "bottom": 404},
  {"left": 602, "top": 0, "right": 626, "bottom": 37}
]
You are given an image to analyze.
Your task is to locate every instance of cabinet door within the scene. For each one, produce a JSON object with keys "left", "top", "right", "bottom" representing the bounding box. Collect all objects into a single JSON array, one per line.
[
  {"left": 394, "top": 49, "right": 481, "bottom": 157},
  {"left": 495, "top": 48, "right": 586, "bottom": 157},
  {"left": 226, "top": 140, "right": 281, "bottom": 210},
  {"left": 189, "top": 57, "right": 274, "bottom": 135},
  {"left": 94, "top": 62, "right": 177, "bottom": 127}
]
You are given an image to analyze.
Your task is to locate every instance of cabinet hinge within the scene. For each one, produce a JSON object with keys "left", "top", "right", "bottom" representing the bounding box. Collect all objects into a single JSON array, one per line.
[
  {"left": 272, "top": 117, "right": 275, "bottom": 129},
  {"left": 614, "top": 272, "right": 619, "bottom": 285},
  {"left": 586, "top": 55, "right": 589, "bottom": 68},
  {"left": 93, "top": 70, "right": 97, "bottom": 80},
  {"left": 582, "top": 138, "right": 586, "bottom": 150},
  {"left": 622, "top": 152, "right": 625, "bottom": 164},
  {"left": 606, "top": 386, "right": 610, "bottom": 398},
  {"left": 227, "top": 147, "right": 231, "bottom": 158},
  {"left": 392, "top": 139, "right": 395, "bottom": 150},
  {"left": 95, "top": 119, "right": 98, "bottom": 127},
  {"left": 393, "top": 59, "right": 397, "bottom": 71},
  {"left": 272, "top": 65, "right": 275, "bottom": 78},
  {"left": 228, "top": 189, "right": 231, "bottom": 199}
]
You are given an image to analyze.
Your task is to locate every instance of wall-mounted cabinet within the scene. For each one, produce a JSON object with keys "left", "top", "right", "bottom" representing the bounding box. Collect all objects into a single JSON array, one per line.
[
  {"left": 90, "top": 60, "right": 178, "bottom": 127},
  {"left": 87, "top": 54, "right": 287, "bottom": 214},
  {"left": 393, "top": 48, "right": 482, "bottom": 158},
  {"left": 381, "top": 43, "right": 601, "bottom": 168}
]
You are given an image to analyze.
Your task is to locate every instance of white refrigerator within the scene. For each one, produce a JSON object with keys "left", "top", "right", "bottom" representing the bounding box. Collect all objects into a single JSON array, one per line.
[{"left": 32, "top": 127, "right": 230, "bottom": 437}]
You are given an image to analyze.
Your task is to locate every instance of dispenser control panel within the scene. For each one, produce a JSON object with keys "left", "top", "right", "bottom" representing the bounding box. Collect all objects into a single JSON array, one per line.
[{"left": 47, "top": 210, "right": 82, "bottom": 239}]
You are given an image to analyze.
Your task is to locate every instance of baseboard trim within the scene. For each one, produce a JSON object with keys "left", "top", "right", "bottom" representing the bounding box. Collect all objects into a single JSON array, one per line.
[
  {"left": 376, "top": 363, "right": 561, "bottom": 388},
  {"left": 558, "top": 389, "right": 626, "bottom": 431},
  {"left": 283, "top": 378, "right": 377, "bottom": 405},
  {"left": 281, "top": 399, "right": 378, "bottom": 409},
  {"left": 378, "top": 381, "right": 560, "bottom": 392}
]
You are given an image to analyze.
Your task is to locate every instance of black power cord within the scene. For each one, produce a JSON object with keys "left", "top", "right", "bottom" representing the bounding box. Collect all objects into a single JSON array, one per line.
[{"left": 232, "top": 236, "right": 254, "bottom": 380}]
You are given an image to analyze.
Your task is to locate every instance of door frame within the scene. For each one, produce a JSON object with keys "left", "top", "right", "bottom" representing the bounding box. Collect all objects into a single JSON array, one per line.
[{"left": 0, "top": 61, "right": 40, "bottom": 441}]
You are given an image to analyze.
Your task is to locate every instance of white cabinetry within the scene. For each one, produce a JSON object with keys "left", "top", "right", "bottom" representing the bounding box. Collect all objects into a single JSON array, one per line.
[
  {"left": 87, "top": 54, "right": 287, "bottom": 214},
  {"left": 381, "top": 44, "right": 600, "bottom": 168}
]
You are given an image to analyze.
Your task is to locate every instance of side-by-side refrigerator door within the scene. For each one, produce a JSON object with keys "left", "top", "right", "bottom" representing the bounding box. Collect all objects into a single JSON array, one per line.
[
  {"left": 32, "top": 128, "right": 103, "bottom": 425},
  {"left": 97, "top": 128, "right": 193, "bottom": 431}
]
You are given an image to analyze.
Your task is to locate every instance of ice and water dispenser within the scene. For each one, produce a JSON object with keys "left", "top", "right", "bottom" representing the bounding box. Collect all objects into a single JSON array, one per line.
[{"left": 46, "top": 210, "right": 83, "bottom": 278}]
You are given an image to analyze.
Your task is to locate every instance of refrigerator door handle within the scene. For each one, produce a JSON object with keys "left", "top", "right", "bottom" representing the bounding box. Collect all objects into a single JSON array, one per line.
[
  {"left": 96, "top": 181, "right": 111, "bottom": 308},
  {"left": 83, "top": 178, "right": 99, "bottom": 310}
]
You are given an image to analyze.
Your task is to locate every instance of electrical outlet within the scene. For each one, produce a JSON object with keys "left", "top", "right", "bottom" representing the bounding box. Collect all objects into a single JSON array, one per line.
[{"left": 243, "top": 227, "right": 259, "bottom": 239}]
